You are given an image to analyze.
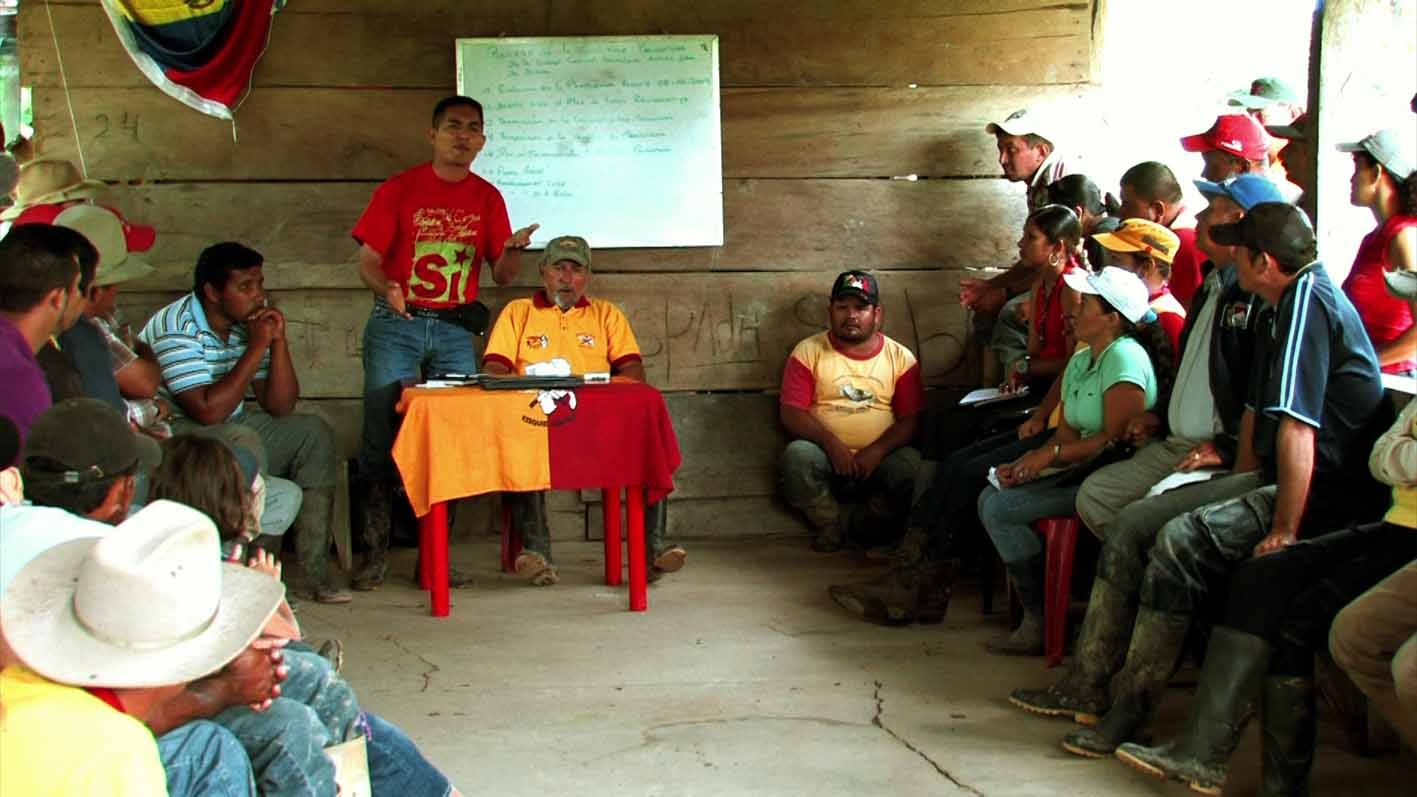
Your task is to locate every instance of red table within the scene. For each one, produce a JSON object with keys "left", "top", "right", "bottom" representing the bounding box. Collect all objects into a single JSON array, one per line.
[{"left": 392, "top": 379, "right": 681, "bottom": 617}]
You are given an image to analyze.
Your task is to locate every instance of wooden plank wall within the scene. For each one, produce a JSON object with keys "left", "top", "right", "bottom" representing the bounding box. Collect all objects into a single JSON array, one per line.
[{"left": 20, "top": 0, "right": 1100, "bottom": 537}]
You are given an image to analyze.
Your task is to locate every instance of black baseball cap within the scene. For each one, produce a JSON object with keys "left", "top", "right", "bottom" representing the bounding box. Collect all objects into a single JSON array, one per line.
[
  {"left": 21, "top": 399, "right": 162, "bottom": 485},
  {"left": 830, "top": 270, "right": 880, "bottom": 305},
  {"left": 1208, "top": 202, "right": 1317, "bottom": 270}
]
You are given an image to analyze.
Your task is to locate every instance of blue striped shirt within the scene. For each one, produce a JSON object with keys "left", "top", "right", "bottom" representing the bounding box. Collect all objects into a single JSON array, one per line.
[{"left": 137, "top": 293, "right": 269, "bottom": 422}]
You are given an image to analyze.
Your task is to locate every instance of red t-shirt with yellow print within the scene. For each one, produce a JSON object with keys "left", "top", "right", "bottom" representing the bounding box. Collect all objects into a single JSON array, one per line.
[{"left": 352, "top": 163, "right": 513, "bottom": 309}]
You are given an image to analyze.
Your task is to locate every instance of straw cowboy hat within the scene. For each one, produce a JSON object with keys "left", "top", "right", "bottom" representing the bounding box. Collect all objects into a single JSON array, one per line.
[
  {"left": 1, "top": 158, "right": 108, "bottom": 220},
  {"left": 1, "top": 500, "right": 283, "bottom": 688}
]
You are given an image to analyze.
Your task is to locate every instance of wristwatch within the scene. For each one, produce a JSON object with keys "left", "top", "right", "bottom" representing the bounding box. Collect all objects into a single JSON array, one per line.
[{"left": 1050, "top": 442, "right": 1063, "bottom": 467}]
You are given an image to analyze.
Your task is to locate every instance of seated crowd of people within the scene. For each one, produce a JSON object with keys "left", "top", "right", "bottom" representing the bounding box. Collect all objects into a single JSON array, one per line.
[
  {"left": 0, "top": 81, "right": 1411, "bottom": 795},
  {"left": 793, "top": 83, "right": 1416, "bottom": 795}
]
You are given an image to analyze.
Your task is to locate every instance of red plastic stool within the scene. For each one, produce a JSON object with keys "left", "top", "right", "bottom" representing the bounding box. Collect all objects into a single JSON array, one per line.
[
  {"left": 1034, "top": 515, "right": 1081, "bottom": 668},
  {"left": 499, "top": 504, "right": 521, "bottom": 573}
]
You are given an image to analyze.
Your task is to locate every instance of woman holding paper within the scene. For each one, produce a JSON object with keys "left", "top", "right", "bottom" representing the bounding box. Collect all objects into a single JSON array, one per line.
[{"left": 978, "top": 267, "right": 1171, "bottom": 656}]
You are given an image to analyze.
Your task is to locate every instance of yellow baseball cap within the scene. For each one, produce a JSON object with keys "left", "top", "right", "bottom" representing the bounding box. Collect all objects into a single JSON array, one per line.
[{"left": 1092, "top": 219, "right": 1180, "bottom": 265}]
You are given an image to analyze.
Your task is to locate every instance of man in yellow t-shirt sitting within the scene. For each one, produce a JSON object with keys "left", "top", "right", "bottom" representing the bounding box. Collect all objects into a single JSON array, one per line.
[
  {"left": 778, "top": 270, "right": 925, "bottom": 553},
  {"left": 1, "top": 501, "right": 285, "bottom": 797},
  {"left": 483, "top": 235, "right": 683, "bottom": 586}
]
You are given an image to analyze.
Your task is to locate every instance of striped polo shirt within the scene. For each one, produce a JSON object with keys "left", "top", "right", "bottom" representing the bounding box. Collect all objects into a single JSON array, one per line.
[{"left": 137, "top": 293, "right": 269, "bottom": 422}]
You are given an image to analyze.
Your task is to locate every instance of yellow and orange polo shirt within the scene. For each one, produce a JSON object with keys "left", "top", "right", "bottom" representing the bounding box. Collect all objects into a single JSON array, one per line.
[{"left": 483, "top": 291, "right": 642, "bottom": 375}]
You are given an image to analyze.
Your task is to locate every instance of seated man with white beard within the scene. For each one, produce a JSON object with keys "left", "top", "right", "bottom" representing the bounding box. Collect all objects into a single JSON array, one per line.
[{"left": 482, "top": 235, "right": 684, "bottom": 587}]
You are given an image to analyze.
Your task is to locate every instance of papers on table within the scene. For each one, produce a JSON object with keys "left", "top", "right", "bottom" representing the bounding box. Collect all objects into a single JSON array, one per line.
[
  {"left": 960, "top": 386, "right": 1029, "bottom": 407},
  {"left": 417, "top": 378, "right": 480, "bottom": 389},
  {"left": 1145, "top": 468, "right": 1225, "bottom": 499}
]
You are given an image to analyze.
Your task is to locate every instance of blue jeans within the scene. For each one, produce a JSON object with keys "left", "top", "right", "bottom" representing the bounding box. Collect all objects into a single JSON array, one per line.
[
  {"left": 260, "top": 476, "right": 303, "bottom": 537},
  {"left": 978, "top": 475, "right": 1082, "bottom": 611},
  {"left": 213, "top": 648, "right": 361, "bottom": 797},
  {"left": 158, "top": 720, "right": 255, "bottom": 797},
  {"left": 359, "top": 299, "right": 480, "bottom": 482},
  {"left": 365, "top": 712, "right": 453, "bottom": 796}
]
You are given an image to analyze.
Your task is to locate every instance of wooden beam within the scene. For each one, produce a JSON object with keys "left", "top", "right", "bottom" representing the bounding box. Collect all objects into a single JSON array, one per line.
[
  {"left": 116, "top": 270, "right": 973, "bottom": 399},
  {"left": 30, "top": 85, "right": 1092, "bottom": 181},
  {"left": 105, "top": 178, "right": 1028, "bottom": 291},
  {"left": 23, "top": 1, "right": 1092, "bottom": 89}
]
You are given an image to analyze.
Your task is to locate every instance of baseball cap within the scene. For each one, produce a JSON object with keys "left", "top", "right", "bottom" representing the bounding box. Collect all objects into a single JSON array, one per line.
[
  {"left": 1336, "top": 129, "right": 1416, "bottom": 180},
  {"left": 1092, "top": 219, "right": 1181, "bottom": 265},
  {"left": 830, "top": 270, "right": 880, "bottom": 305},
  {"left": 1208, "top": 202, "right": 1317, "bottom": 268},
  {"left": 1266, "top": 111, "right": 1310, "bottom": 141},
  {"left": 1192, "top": 174, "right": 1287, "bottom": 210},
  {"left": 540, "top": 235, "right": 592, "bottom": 268},
  {"left": 1063, "top": 266, "right": 1154, "bottom": 325},
  {"left": 1180, "top": 114, "right": 1269, "bottom": 160},
  {"left": 986, "top": 105, "right": 1066, "bottom": 147},
  {"left": 20, "top": 399, "right": 162, "bottom": 486},
  {"left": 1227, "top": 77, "right": 1302, "bottom": 110},
  {"left": 53, "top": 204, "right": 157, "bottom": 287}
]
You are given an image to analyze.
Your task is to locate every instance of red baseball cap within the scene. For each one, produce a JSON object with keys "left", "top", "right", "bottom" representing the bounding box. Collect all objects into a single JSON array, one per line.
[
  {"left": 1179, "top": 114, "right": 1269, "bottom": 160},
  {"left": 9, "top": 201, "right": 156, "bottom": 253}
]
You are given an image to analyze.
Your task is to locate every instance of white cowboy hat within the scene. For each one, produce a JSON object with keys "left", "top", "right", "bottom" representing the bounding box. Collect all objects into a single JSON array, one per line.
[
  {"left": 1, "top": 500, "right": 283, "bottom": 688},
  {"left": 0, "top": 158, "right": 107, "bottom": 221}
]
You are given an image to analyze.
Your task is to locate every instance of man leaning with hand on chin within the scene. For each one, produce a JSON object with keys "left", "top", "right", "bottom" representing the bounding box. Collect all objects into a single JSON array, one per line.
[{"left": 140, "top": 242, "right": 348, "bottom": 604}]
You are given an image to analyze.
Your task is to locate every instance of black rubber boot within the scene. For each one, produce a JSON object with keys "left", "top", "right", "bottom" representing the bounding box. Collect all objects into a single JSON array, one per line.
[
  {"left": 1061, "top": 606, "right": 1190, "bottom": 757},
  {"left": 1010, "top": 576, "right": 1134, "bottom": 723},
  {"left": 352, "top": 480, "right": 392, "bottom": 591},
  {"left": 988, "top": 557, "right": 1045, "bottom": 656},
  {"left": 1259, "top": 675, "right": 1316, "bottom": 796},
  {"left": 1115, "top": 626, "right": 1272, "bottom": 794},
  {"left": 294, "top": 486, "right": 350, "bottom": 603}
]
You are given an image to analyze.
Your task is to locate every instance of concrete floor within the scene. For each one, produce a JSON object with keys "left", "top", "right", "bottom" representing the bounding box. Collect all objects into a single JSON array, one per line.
[{"left": 296, "top": 541, "right": 1413, "bottom": 796}]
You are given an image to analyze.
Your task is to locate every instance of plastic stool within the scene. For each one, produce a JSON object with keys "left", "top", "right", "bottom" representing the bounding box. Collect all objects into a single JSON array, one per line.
[
  {"left": 499, "top": 504, "right": 521, "bottom": 573},
  {"left": 1034, "top": 515, "right": 1081, "bottom": 668}
]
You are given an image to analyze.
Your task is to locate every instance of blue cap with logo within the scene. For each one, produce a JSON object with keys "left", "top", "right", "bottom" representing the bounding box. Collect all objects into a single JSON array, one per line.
[{"left": 1192, "top": 174, "right": 1286, "bottom": 210}]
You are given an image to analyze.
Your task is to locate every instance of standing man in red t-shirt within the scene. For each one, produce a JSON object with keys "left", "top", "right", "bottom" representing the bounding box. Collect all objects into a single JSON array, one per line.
[{"left": 350, "top": 95, "right": 538, "bottom": 591}]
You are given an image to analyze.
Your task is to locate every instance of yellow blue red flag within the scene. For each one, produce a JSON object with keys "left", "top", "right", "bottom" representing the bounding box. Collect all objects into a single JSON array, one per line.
[{"left": 99, "top": 0, "right": 283, "bottom": 120}]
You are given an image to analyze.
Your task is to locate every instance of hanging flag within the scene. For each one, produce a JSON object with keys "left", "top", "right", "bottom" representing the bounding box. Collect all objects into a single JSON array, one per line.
[{"left": 98, "top": 0, "right": 284, "bottom": 120}]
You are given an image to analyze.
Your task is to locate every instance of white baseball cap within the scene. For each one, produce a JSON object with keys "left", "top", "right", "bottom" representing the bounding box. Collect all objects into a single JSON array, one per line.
[
  {"left": 986, "top": 105, "right": 1069, "bottom": 149},
  {"left": 1063, "top": 266, "right": 1154, "bottom": 325},
  {"left": 1336, "top": 128, "right": 1416, "bottom": 181}
]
